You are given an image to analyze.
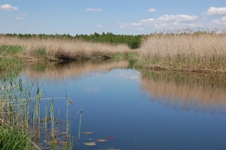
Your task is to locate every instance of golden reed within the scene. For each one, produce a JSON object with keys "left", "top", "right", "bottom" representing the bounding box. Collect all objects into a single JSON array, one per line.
[{"left": 138, "top": 31, "right": 226, "bottom": 72}]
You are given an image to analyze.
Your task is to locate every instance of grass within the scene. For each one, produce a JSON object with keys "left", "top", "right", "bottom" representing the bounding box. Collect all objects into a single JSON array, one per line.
[
  {"left": 0, "top": 35, "right": 132, "bottom": 61},
  {"left": 34, "top": 48, "right": 47, "bottom": 58},
  {"left": 0, "top": 73, "right": 73, "bottom": 149},
  {"left": 1, "top": 30, "right": 226, "bottom": 73},
  {"left": 137, "top": 30, "right": 226, "bottom": 73},
  {"left": 0, "top": 125, "right": 32, "bottom": 150},
  {"left": 0, "top": 58, "right": 24, "bottom": 78},
  {"left": 0, "top": 45, "right": 24, "bottom": 55}
]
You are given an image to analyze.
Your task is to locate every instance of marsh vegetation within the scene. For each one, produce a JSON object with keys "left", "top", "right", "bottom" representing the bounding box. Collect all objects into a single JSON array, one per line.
[
  {"left": 0, "top": 73, "right": 73, "bottom": 149},
  {"left": 0, "top": 33, "right": 139, "bottom": 62},
  {"left": 0, "top": 29, "right": 226, "bottom": 149},
  {"left": 137, "top": 30, "right": 226, "bottom": 73}
]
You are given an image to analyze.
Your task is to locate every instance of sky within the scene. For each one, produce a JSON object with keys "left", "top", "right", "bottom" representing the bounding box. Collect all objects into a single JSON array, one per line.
[{"left": 0, "top": 0, "right": 226, "bottom": 35}]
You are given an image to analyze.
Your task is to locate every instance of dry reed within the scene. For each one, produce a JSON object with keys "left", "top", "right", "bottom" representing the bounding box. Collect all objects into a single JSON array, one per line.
[
  {"left": 138, "top": 31, "right": 226, "bottom": 72},
  {"left": 0, "top": 36, "right": 131, "bottom": 60}
]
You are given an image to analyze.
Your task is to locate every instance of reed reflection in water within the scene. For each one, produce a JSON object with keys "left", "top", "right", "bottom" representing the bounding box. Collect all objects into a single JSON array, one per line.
[
  {"left": 140, "top": 70, "right": 226, "bottom": 112},
  {"left": 23, "top": 60, "right": 129, "bottom": 81}
]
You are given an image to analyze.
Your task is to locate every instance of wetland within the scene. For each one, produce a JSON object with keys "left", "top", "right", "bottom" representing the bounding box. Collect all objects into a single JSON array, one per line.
[{"left": 0, "top": 31, "right": 226, "bottom": 149}]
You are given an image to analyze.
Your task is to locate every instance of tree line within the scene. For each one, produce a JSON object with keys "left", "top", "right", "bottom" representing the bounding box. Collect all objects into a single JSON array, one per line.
[{"left": 1, "top": 32, "right": 143, "bottom": 49}]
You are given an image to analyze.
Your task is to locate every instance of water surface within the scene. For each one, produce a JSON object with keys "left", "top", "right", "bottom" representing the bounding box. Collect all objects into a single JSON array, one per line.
[{"left": 21, "top": 61, "right": 226, "bottom": 150}]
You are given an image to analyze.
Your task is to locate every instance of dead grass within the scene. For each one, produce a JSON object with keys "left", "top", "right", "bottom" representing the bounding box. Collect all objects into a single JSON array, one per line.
[
  {"left": 138, "top": 31, "right": 226, "bottom": 73},
  {"left": 0, "top": 36, "right": 131, "bottom": 60}
]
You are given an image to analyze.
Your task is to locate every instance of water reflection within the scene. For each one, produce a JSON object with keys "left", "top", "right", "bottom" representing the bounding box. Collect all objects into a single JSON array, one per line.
[
  {"left": 140, "top": 70, "right": 226, "bottom": 112},
  {"left": 23, "top": 60, "right": 129, "bottom": 81},
  {"left": 17, "top": 62, "right": 226, "bottom": 149}
]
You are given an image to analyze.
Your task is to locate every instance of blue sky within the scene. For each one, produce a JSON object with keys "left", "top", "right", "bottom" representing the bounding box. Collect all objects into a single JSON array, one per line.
[{"left": 0, "top": 0, "right": 226, "bottom": 35}]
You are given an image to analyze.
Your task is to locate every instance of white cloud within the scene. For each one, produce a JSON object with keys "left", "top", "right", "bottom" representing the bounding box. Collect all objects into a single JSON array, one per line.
[
  {"left": 210, "top": 17, "right": 226, "bottom": 27},
  {"left": 158, "top": 14, "right": 198, "bottom": 22},
  {"left": 0, "top": 4, "right": 18, "bottom": 11},
  {"left": 16, "top": 17, "right": 24, "bottom": 20},
  {"left": 94, "top": 24, "right": 103, "bottom": 28},
  {"left": 222, "top": 17, "right": 226, "bottom": 21},
  {"left": 202, "top": 7, "right": 226, "bottom": 15},
  {"left": 147, "top": 8, "right": 156, "bottom": 13},
  {"left": 85, "top": 8, "right": 102, "bottom": 12},
  {"left": 136, "top": 27, "right": 145, "bottom": 31},
  {"left": 118, "top": 14, "right": 199, "bottom": 30}
]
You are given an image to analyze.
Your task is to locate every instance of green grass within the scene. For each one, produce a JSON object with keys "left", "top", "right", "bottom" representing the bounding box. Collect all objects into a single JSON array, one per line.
[
  {"left": 34, "top": 48, "right": 47, "bottom": 58},
  {"left": 0, "top": 72, "right": 73, "bottom": 149},
  {"left": 0, "top": 58, "right": 24, "bottom": 77},
  {"left": 0, "top": 45, "right": 24, "bottom": 55},
  {"left": 0, "top": 126, "right": 32, "bottom": 150}
]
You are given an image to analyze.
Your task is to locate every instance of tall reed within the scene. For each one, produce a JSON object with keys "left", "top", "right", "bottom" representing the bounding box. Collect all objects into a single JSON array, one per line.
[
  {"left": 0, "top": 36, "right": 131, "bottom": 60},
  {"left": 0, "top": 73, "right": 73, "bottom": 149},
  {"left": 138, "top": 30, "right": 226, "bottom": 73}
]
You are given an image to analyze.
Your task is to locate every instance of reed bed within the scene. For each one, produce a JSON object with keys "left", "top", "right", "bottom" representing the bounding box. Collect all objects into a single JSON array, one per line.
[
  {"left": 140, "top": 70, "right": 226, "bottom": 112},
  {"left": 138, "top": 31, "right": 226, "bottom": 73},
  {"left": 0, "top": 36, "right": 131, "bottom": 60}
]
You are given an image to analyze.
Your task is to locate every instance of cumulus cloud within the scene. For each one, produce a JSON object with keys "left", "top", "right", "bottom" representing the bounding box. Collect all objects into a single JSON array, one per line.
[
  {"left": 210, "top": 16, "right": 226, "bottom": 27},
  {"left": 118, "top": 14, "right": 199, "bottom": 30},
  {"left": 158, "top": 14, "right": 198, "bottom": 22},
  {"left": 222, "top": 17, "right": 226, "bottom": 21},
  {"left": 0, "top": 4, "right": 18, "bottom": 11},
  {"left": 202, "top": 7, "right": 226, "bottom": 15},
  {"left": 147, "top": 8, "right": 156, "bottom": 13},
  {"left": 85, "top": 8, "right": 102, "bottom": 12}
]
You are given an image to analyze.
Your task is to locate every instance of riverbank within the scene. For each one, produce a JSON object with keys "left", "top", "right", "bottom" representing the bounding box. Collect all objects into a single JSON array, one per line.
[
  {"left": 0, "top": 36, "right": 134, "bottom": 61},
  {"left": 136, "top": 31, "right": 226, "bottom": 74},
  {"left": 1, "top": 31, "right": 226, "bottom": 74}
]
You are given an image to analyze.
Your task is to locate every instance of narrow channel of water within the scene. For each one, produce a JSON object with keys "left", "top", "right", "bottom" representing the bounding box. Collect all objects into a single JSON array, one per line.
[{"left": 20, "top": 60, "right": 226, "bottom": 150}]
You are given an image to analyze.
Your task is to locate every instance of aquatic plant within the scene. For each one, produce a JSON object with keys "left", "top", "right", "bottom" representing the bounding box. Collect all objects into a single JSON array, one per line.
[{"left": 0, "top": 73, "right": 73, "bottom": 149}]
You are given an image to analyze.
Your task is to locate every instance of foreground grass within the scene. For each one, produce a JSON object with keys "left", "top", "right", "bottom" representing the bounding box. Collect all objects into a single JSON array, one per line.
[
  {"left": 0, "top": 125, "right": 32, "bottom": 150},
  {"left": 0, "top": 73, "right": 73, "bottom": 149},
  {"left": 137, "top": 31, "right": 226, "bottom": 73}
]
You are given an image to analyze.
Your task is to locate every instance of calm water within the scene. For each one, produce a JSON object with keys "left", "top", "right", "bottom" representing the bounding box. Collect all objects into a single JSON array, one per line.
[{"left": 20, "top": 61, "right": 226, "bottom": 150}]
